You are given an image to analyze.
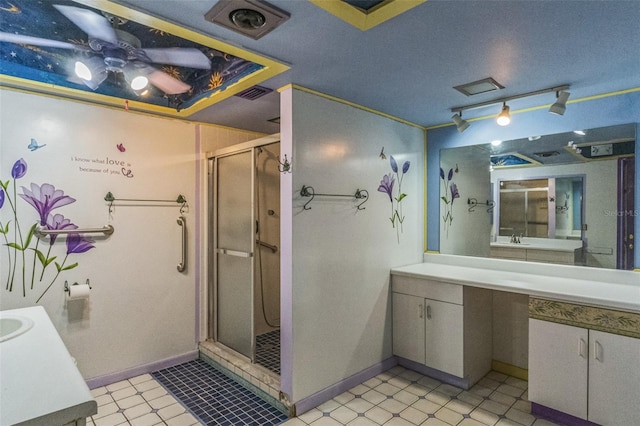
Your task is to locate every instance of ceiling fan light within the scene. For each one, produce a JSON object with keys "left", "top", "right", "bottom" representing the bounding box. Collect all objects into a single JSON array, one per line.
[
  {"left": 130, "top": 75, "right": 149, "bottom": 91},
  {"left": 549, "top": 91, "right": 570, "bottom": 115},
  {"left": 451, "top": 113, "right": 470, "bottom": 132},
  {"left": 74, "top": 61, "right": 92, "bottom": 81},
  {"left": 496, "top": 103, "right": 511, "bottom": 126},
  {"left": 75, "top": 57, "right": 107, "bottom": 90}
]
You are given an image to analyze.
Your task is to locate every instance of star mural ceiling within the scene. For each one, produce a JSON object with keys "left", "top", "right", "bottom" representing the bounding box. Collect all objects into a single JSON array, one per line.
[{"left": 0, "top": 0, "right": 287, "bottom": 117}]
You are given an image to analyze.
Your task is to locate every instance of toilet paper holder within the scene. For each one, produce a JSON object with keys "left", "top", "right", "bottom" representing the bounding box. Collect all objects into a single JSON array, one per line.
[{"left": 64, "top": 279, "right": 92, "bottom": 293}]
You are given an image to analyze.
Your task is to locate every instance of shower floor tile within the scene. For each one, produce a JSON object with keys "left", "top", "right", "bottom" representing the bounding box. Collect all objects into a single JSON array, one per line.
[
  {"left": 256, "top": 329, "right": 280, "bottom": 375},
  {"left": 151, "top": 358, "right": 287, "bottom": 426}
]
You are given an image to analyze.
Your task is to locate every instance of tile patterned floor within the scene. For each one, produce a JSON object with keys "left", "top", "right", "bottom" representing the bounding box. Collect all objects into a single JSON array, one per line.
[
  {"left": 281, "top": 366, "right": 559, "bottom": 426},
  {"left": 256, "top": 330, "right": 281, "bottom": 375},
  {"left": 87, "top": 362, "right": 560, "bottom": 426},
  {"left": 152, "top": 359, "right": 287, "bottom": 425},
  {"left": 86, "top": 372, "right": 200, "bottom": 426}
]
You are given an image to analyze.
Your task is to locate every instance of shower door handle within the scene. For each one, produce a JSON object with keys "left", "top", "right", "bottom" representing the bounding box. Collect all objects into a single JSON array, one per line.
[{"left": 217, "top": 248, "right": 253, "bottom": 258}]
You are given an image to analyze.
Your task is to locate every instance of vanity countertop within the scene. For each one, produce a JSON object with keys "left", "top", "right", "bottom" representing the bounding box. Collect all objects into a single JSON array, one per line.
[
  {"left": 391, "top": 255, "right": 640, "bottom": 313},
  {"left": 0, "top": 306, "right": 97, "bottom": 425}
]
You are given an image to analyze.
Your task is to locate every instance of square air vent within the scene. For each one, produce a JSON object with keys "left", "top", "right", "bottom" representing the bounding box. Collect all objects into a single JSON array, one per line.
[
  {"left": 205, "top": 0, "right": 290, "bottom": 40},
  {"left": 454, "top": 77, "right": 504, "bottom": 96},
  {"left": 234, "top": 85, "right": 273, "bottom": 100}
]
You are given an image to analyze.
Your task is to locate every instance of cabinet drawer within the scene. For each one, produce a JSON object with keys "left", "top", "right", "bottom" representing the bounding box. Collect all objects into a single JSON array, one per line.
[
  {"left": 490, "top": 247, "right": 527, "bottom": 260},
  {"left": 391, "top": 275, "right": 462, "bottom": 305},
  {"left": 526, "top": 249, "right": 574, "bottom": 264}
]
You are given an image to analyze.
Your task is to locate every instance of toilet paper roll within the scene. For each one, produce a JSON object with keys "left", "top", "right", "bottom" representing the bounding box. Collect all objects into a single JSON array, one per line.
[{"left": 67, "top": 284, "right": 91, "bottom": 300}]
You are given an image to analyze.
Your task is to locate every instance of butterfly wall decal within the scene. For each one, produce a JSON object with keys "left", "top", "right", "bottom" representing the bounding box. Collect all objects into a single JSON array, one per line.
[
  {"left": 28, "top": 138, "right": 46, "bottom": 151},
  {"left": 379, "top": 146, "right": 386, "bottom": 160},
  {"left": 116, "top": 143, "right": 126, "bottom": 152}
]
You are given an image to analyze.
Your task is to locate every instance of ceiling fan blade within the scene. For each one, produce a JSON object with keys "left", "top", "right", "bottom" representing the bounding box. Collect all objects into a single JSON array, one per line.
[
  {"left": 146, "top": 69, "right": 192, "bottom": 94},
  {"left": 0, "top": 32, "right": 83, "bottom": 50},
  {"left": 53, "top": 4, "right": 118, "bottom": 45},
  {"left": 141, "top": 48, "right": 211, "bottom": 70}
]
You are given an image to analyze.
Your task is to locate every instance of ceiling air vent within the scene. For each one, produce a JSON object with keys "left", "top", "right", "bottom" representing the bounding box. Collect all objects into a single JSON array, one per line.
[
  {"left": 454, "top": 77, "right": 504, "bottom": 96},
  {"left": 234, "top": 85, "right": 273, "bottom": 100},
  {"left": 205, "top": 0, "right": 290, "bottom": 40}
]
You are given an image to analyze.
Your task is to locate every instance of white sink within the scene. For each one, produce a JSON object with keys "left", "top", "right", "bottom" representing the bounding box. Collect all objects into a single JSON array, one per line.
[{"left": 0, "top": 314, "right": 34, "bottom": 342}]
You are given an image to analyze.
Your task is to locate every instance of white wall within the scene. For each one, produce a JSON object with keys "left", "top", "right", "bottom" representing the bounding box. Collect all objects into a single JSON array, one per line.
[
  {"left": 280, "top": 87, "right": 424, "bottom": 404},
  {"left": 0, "top": 89, "right": 261, "bottom": 383}
]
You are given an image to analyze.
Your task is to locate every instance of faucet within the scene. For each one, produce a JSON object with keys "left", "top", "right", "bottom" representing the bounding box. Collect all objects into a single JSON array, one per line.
[{"left": 510, "top": 234, "right": 522, "bottom": 244}]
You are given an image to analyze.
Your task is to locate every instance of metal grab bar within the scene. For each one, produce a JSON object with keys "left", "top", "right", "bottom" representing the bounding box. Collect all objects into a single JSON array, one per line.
[
  {"left": 177, "top": 216, "right": 187, "bottom": 273},
  {"left": 256, "top": 239, "right": 278, "bottom": 253},
  {"left": 35, "top": 225, "right": 114, "bottom": 238}
]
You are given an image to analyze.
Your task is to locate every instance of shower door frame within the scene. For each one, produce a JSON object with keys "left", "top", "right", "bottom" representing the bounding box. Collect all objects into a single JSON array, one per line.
[{"left": 207, "top": 134, "right": 280, "bottom": 362}]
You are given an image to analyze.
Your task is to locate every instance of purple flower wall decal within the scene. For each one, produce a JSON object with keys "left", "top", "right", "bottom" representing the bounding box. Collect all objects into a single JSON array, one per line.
[
  {"left": 378, "top": 154, "right": 411, "bottom": 243},
  {"left": 2, "top": 157, "right": 95, "bottom": 301},
  {"left": 450, "top": 183, "right": 460, "bottom": 204},
  {"left": 440, "top": 166, "right": 460, "bottom": 238},
  {"left": 66, "top": 234, "right": 95, "bottom": 254},
  {"left": 377, "top": 173, "right": 395, "bottom": 202},
  {"left": 11, "top": 158, "right": 27, "bottom": 179},
  {"left": 19, "top": 183, "right": 76, "bottom": 225},
  {"left": 46, "top": 213, "right": 77, "bottom": 245},
  {"left": 390, "top": 156, "right": 398, "bottom": 173}
]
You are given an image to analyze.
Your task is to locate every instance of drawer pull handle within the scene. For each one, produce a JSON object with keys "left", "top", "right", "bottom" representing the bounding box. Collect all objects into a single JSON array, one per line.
[
  {"left": 426, "top": 305, "right": 432, "bottom": 320},
  {"left": 419, "top": 304, "right": 423, "bottom": 319}
]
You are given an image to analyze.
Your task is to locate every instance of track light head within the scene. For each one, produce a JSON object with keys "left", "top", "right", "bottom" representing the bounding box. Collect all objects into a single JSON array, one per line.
[
  {"left": 451, "top": 113, "right": 470, "bottom": 133},
  {"left": 496, "top": 103, "right": 511, "bottom": 126},
  {"left": 549, "top": 91, "right": 570, "bottom": 115}
]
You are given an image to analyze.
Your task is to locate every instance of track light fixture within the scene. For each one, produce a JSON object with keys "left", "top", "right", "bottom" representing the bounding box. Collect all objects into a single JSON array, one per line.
[
  {"left": 496, "top": 102, "right": 511, "bottom": 126},
  {"left": 549, "top": 90, "right": 570, "bottom": 115},
  {"left": 451, "top": 112, "right": 470, "bottom": 133},
  {"left": 450, "top": 84, "right": 570, "bottom": 130}
]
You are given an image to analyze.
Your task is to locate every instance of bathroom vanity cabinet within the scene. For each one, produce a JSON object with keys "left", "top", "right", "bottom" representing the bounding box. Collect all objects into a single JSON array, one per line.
[
  {"left": 391, "top": 275, "right": 492, "bottom": 389},
  {"left": 391, "top": 256, "right": 640, "bottom": 426},
  {"left": 529, "top": 316, "right": 640, "bottom": 425}
]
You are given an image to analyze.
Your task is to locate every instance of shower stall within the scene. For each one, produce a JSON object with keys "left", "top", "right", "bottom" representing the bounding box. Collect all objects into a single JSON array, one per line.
[{"left": 208, "top": 138, "right": 281, "bottom": 375}]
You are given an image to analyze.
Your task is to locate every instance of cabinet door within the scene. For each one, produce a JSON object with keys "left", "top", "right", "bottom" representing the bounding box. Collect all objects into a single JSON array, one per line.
[
  {"left": 392, "top": 293, "right": 425, "bottom": 364},
  {"left": 588, "top": 330, "right": 640, "bottom": 426},
  {"left": 528, "top": 319, "right": 588, "bottom": 420},
  {"left": 424, "top": 299, "right": 463, "bottom": 377}
]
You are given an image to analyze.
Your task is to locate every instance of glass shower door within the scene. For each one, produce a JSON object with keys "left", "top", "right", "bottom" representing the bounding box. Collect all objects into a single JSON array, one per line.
[{"left": 215, "top": 150, "right": 254, "bottom": 360}]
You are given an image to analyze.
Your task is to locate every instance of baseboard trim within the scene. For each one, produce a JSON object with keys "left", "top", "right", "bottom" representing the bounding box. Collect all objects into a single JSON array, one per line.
[
  {"left": 491, "top": 360, "right": 528, "bottom": 381},
  {"left": 293, "top": 357, "right": 398, "bottom": 416},
  {"left": 531, "top": 402, "right": 599, "bottom": 426},
  {"left": 396, "top": 357, "right": 471, "bottom": 389},
  {"left": 85, "top": 350, "right": 199, "bottom": 389}
]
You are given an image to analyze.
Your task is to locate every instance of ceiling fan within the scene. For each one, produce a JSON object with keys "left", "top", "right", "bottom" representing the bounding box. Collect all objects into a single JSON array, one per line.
[{"left": 0, "top": 4, "right": 211, "bottom": 95}]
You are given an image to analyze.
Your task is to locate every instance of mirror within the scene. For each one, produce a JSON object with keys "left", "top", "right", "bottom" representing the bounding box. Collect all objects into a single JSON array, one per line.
[{"left": 439, "top": 123, "right": 636, "bottom": 269}]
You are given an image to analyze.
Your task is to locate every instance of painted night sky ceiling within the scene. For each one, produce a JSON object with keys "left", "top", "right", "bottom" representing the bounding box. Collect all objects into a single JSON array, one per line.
[{"left": 0, "top": 0, "right": 280, "bottom": 116}]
